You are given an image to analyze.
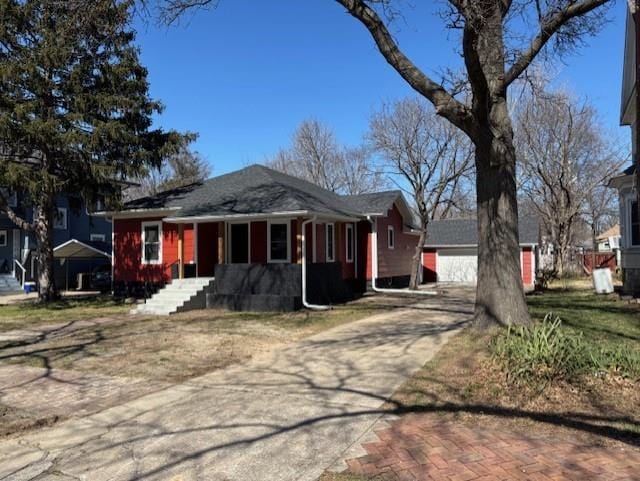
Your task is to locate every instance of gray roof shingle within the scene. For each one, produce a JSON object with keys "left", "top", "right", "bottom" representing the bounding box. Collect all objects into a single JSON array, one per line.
[
  {"left": 125, "top": 164, "right": 361, "bottom": 219},
  {"left": 342, "top": 191, "right": 403, "bottom": 215},
  {"left": 424, "top": 217, "right": 539, "bottom": 246}
]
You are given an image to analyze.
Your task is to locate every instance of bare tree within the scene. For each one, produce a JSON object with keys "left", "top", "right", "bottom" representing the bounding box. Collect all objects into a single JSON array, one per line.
[
  {"left": 515, "top": 87, "right": 625, "bottom": 275},
  {"left": 158, "top": 0, "right": 614, "bottom": 326},
  {"left": 267, "top": 119, "right": 387, "bottom": 195},
  {"left": 127, "top": 144, "right": 211, "bottom": 199},
  {"left": 369, "top": 97, "right": 474, "bottom": 290}
]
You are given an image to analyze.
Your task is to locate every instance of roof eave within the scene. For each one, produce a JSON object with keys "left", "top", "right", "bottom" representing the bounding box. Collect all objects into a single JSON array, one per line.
[{"left": 164, "top": 210, "right": 361, "bottom": 223}]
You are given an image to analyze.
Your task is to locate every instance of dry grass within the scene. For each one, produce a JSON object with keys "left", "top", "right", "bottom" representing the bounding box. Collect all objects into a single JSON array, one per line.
[
  {"left": 387, "top": 286, "right": 640, "bottom": 449},
  {"left": 0, "top": 295, "right": 129, "bottom": 332},
  {"left": 0, "top": 293, "right": 416, "bottom": 383}
]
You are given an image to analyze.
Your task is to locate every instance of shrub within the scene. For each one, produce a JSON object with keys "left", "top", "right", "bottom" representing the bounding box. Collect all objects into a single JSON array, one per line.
[{"left": 491, "top": 314, "right": 640, "bottom": 389}]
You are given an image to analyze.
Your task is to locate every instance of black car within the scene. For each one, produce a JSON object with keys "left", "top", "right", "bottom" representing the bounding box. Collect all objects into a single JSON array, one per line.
[{"left": 90, "top": 264, "right": 112, "bottom": 292}]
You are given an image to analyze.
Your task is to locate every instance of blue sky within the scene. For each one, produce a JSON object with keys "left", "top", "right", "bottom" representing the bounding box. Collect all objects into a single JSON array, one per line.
[{"left": 134, "top": 0, "right": 628, "bottom": 175}]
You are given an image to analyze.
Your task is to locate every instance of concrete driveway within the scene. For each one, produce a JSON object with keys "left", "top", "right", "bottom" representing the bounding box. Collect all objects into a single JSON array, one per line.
[{"left": 0, "top": 293, "right": 472, "bottom": 481}]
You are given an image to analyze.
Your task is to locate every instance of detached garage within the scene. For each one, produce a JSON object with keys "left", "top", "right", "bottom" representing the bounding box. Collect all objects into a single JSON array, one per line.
[{"left": 422, "top": 218, "right": 539, "bottom": 289}]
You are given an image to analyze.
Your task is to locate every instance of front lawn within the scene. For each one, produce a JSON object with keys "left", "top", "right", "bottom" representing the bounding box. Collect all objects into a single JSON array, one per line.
[
  {"left": 0, "top": 295, "right": 130, "bottom": 332},
  {"left": 387, "top": 285, "right": 640, "bottom": 448}
]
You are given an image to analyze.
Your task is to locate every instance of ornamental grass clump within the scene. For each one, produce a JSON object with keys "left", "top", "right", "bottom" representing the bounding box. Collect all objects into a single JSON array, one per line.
[
  {"left": 491, "top": 314, "right": 640, "bottom": 390},
  {"left": 491, "top": 314, "right": 589, "bottom": 388}
]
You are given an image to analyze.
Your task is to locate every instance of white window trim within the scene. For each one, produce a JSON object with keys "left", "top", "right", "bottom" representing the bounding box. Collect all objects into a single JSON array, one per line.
[
  {"left": 54, "top": 208, "right": 68, "bottom": 230},
  {"left": 345, "top": 224, "right": 354, "bottom": 263},
  {"left": 326, "top": 223, "right": 335, "bottom": 262},
  {"left": 387, "top": 225, "right": 395, "bottom": 250},
  {"left": 267, "top": 219, "right": 291, "bottom": 263},
  {"left": 0, "top": 230, "right": 7, "bottom": 247},
  {"left": 90, "top": 233, "right": 106, "bottom": 242},
  {"left": 228, "top": 221, "right": 251, "bottom": 264},
  {"left": 141, "top": 221, "right": 162, "bottom": 265}
]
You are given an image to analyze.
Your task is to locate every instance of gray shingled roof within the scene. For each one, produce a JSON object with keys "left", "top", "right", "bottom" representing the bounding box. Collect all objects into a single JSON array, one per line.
[
  {"left": 342, "top": 191, "right": 402, "bottom": 215},
  {"left": 424, "top": 217, "right": 539, "bottom": 246},
  {"left": 125, "top": 164, "right": 363, "bottom": 219}
]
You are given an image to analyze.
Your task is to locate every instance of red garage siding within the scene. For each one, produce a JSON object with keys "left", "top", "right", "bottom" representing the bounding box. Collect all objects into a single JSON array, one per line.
[
  {"left": 422, "top": 249, "right": 437, "bottom": 282},
  {"left": 183, "top": 223, "right": 194, "bottom": 263},
  {"left": 522, "top": 247, "right": 534, "bottom": 285},
  {"left": 376, "top": 204, "right": 415, "bottom": 279}
]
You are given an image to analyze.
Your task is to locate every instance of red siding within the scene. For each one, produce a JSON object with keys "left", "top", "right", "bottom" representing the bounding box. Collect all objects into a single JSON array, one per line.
[
  {"left": 114, "top": 218, "right": 176, "bottom": 284},
  {"left": 197, "top": 222, "right": 218, "bottom": 277},
  {"left": 357, "top": 221, "right": 372, "bottom": 280},
  {"left": 251, "top": 221, "right": 267, "bottom": 263},
  {"left": 305, "top": 222, "right": 313, "bottom": 262},
  {"left": 522, "top": 247, "right": 533, "bottom": 285},
  {"left": 376, "top": 204, "right": 415, "bottom": 279},
  {"left": 183, "top": 223, "right": 195, "bottom": 264},
  {"left": 291, "top": 219, "right": 298, "bottom": 264},
  {"left": 422, "top": 249, "right": 437, "bottom": 282}
]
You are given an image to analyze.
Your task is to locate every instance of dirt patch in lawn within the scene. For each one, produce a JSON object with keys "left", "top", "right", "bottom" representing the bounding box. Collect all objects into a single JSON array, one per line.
[
  {"left": 0, "top": 293, "right": 422, "bottom": 383},
  {"left": 387, "top": 287, "right": 640, "bottom": 450}
]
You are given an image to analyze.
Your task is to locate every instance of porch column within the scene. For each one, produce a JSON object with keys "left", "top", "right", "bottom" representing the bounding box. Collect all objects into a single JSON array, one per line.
[
  {"left": 217, "top": 221, "right": 225, "bottom": 265},
  {"left": 296, "top": 217, "right": 303, "bottom": 264},
  {"left": 178, "top": 223, "right": 184, "bottom": 279}
]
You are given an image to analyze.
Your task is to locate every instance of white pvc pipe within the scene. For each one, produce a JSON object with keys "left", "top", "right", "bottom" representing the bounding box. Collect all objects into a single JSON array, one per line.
[
  {"left": 367, "top": 216, "right": 438, "bottom": 296},
  {"left": 301, "top": 217, "right": 331, "bottom": 310}
]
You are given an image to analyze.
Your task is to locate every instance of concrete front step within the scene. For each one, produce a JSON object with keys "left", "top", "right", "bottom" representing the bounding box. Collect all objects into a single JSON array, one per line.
[
  {"left": 132, "top": 278, "right": 214, "bottom": 315},
  {"left": 0, "top": 275, "right": 22, "bottom": 293}
]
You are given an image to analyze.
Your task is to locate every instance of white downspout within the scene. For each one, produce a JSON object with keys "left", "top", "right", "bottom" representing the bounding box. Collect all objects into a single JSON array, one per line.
[
  {"left": 367, "top": 216, "right": 437, "bottom": 296},
  {"left": 302, "top": 217, "right": 331, "bottom": 310}
]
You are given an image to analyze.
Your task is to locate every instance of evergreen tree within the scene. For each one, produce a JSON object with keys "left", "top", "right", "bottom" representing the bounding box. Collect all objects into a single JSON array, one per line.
[{"left": 0, "top": 0, "right": 185, "bottom": 301}]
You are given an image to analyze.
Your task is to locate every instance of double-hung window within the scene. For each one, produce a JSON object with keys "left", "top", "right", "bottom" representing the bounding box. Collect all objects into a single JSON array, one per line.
[
  {"left": 142, "top": 222, "right": 162, "bottom": 264},
  {"left": 326, "top": 223, "right": 335, "bottom": 262},
  {"left": 53, "top": 208, "right": 67, "bottom": 230},
  {"left": 345, "top": 224, "right": 354, "bottom": 263},
  {"left": 387, "top": 226, "right": 395, "bottom": 249},
  {"left": 268, "top": 221, "right": 290, "bottom": 263}
]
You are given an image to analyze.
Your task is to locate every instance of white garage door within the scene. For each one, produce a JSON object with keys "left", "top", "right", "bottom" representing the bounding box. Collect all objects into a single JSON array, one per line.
[{"left": 437, "top": 248, "right": 478, "bottom": 283}]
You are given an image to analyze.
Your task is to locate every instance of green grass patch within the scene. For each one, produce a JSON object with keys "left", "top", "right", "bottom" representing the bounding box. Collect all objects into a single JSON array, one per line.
[
  {"left": 0, "top": 295, "right": 129, "bottom": 331},
  {"left": 492, "top": 289, "right": 640, "bottom": 389}
]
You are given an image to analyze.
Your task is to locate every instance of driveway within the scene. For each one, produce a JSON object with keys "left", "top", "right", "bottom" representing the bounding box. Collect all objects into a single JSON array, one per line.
[{"left": 0, "top": 292, "right": 472, "bottom": 481}]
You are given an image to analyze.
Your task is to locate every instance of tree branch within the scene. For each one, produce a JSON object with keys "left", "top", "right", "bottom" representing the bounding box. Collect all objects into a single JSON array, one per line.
[
  {"left": 503, "top": 0, "right": 612, "bottom": 87},
  {"left": 336, "top": 0, "right": 477, "bottom": 138}
]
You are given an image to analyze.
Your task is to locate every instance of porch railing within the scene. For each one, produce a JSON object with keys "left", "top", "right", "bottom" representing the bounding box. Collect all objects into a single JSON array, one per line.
[{"left": 14, "top": 259, "right": 26, "bottom": 288}]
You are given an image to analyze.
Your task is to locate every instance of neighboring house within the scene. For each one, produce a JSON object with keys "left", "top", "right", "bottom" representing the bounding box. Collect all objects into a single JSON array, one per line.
[
  {"left": 0, "top": 193, "right": 112, "bottom": 291},
  {"left": 421, "top": 218, "right": 539, "bottom": 290},
  {"left": 596, "top": 225, "right": 622, "bottom": 252},
  {"left": 610, "top": 3, "right": 640, "bottom": 296},
  {"left": 104, "top": 164, "right": 418, "bottom": 312}
]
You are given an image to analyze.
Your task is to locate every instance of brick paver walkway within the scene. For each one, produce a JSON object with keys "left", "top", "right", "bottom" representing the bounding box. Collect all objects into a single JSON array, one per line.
[
  {"left": 342, "top": 414, "right": 640, "bottom": 481},
  {"left": 0, "top": 364, "right": 170, "bottom": 419}
]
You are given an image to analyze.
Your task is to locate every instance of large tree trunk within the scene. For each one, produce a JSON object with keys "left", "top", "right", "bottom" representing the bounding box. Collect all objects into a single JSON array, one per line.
[
  {"left": 34, "top": 201, "right": 57, "bottom": 302},
  {"left": 409, "top": 228, "right": 427, "bottom": 290},
  {"left": 474, "top": 104, "right": 531, "bottom": 328}
]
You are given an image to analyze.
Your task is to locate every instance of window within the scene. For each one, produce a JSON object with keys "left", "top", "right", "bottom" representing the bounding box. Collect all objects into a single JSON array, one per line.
[
  {"left": 90, "top": 234, "right": 106, "bottom": 242},
  {"left": 268, "top": 221, "right": 290, "bottom": 263},
  {"left": 326, "top": 223, "right": 335, "bottom": 262},
  {"left": 387, "top": 226, "right": 395, "bottom": 249},
  {"left": 632, "top": 200, "right": 640, "bottom": 246},
  {"left": 345, "top": 224, "right": 354, "bottom": 263},
  {"left": 142, "top": 221, "right": 162, "bottom": 264},
  {"left": 0, "top": 230, "right": 6, "bottom": 247},
  {"left": 53, "top": 208, "right": 67, "bottom": 230}
]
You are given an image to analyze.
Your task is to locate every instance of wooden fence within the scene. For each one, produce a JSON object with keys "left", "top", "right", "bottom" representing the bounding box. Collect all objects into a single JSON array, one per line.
[{"left": 581, "top": 252, "right": 617, "bottom": 274}]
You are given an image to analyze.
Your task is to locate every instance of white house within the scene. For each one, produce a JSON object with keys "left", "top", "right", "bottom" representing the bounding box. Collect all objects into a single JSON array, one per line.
[{"left": 610, "top": 4, "right": 640, "bottom": 296}]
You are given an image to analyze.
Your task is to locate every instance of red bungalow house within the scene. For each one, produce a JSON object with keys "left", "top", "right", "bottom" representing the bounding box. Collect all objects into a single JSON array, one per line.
[{"left": 106, "top": 164, "right": 418, "bottom": 313}]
